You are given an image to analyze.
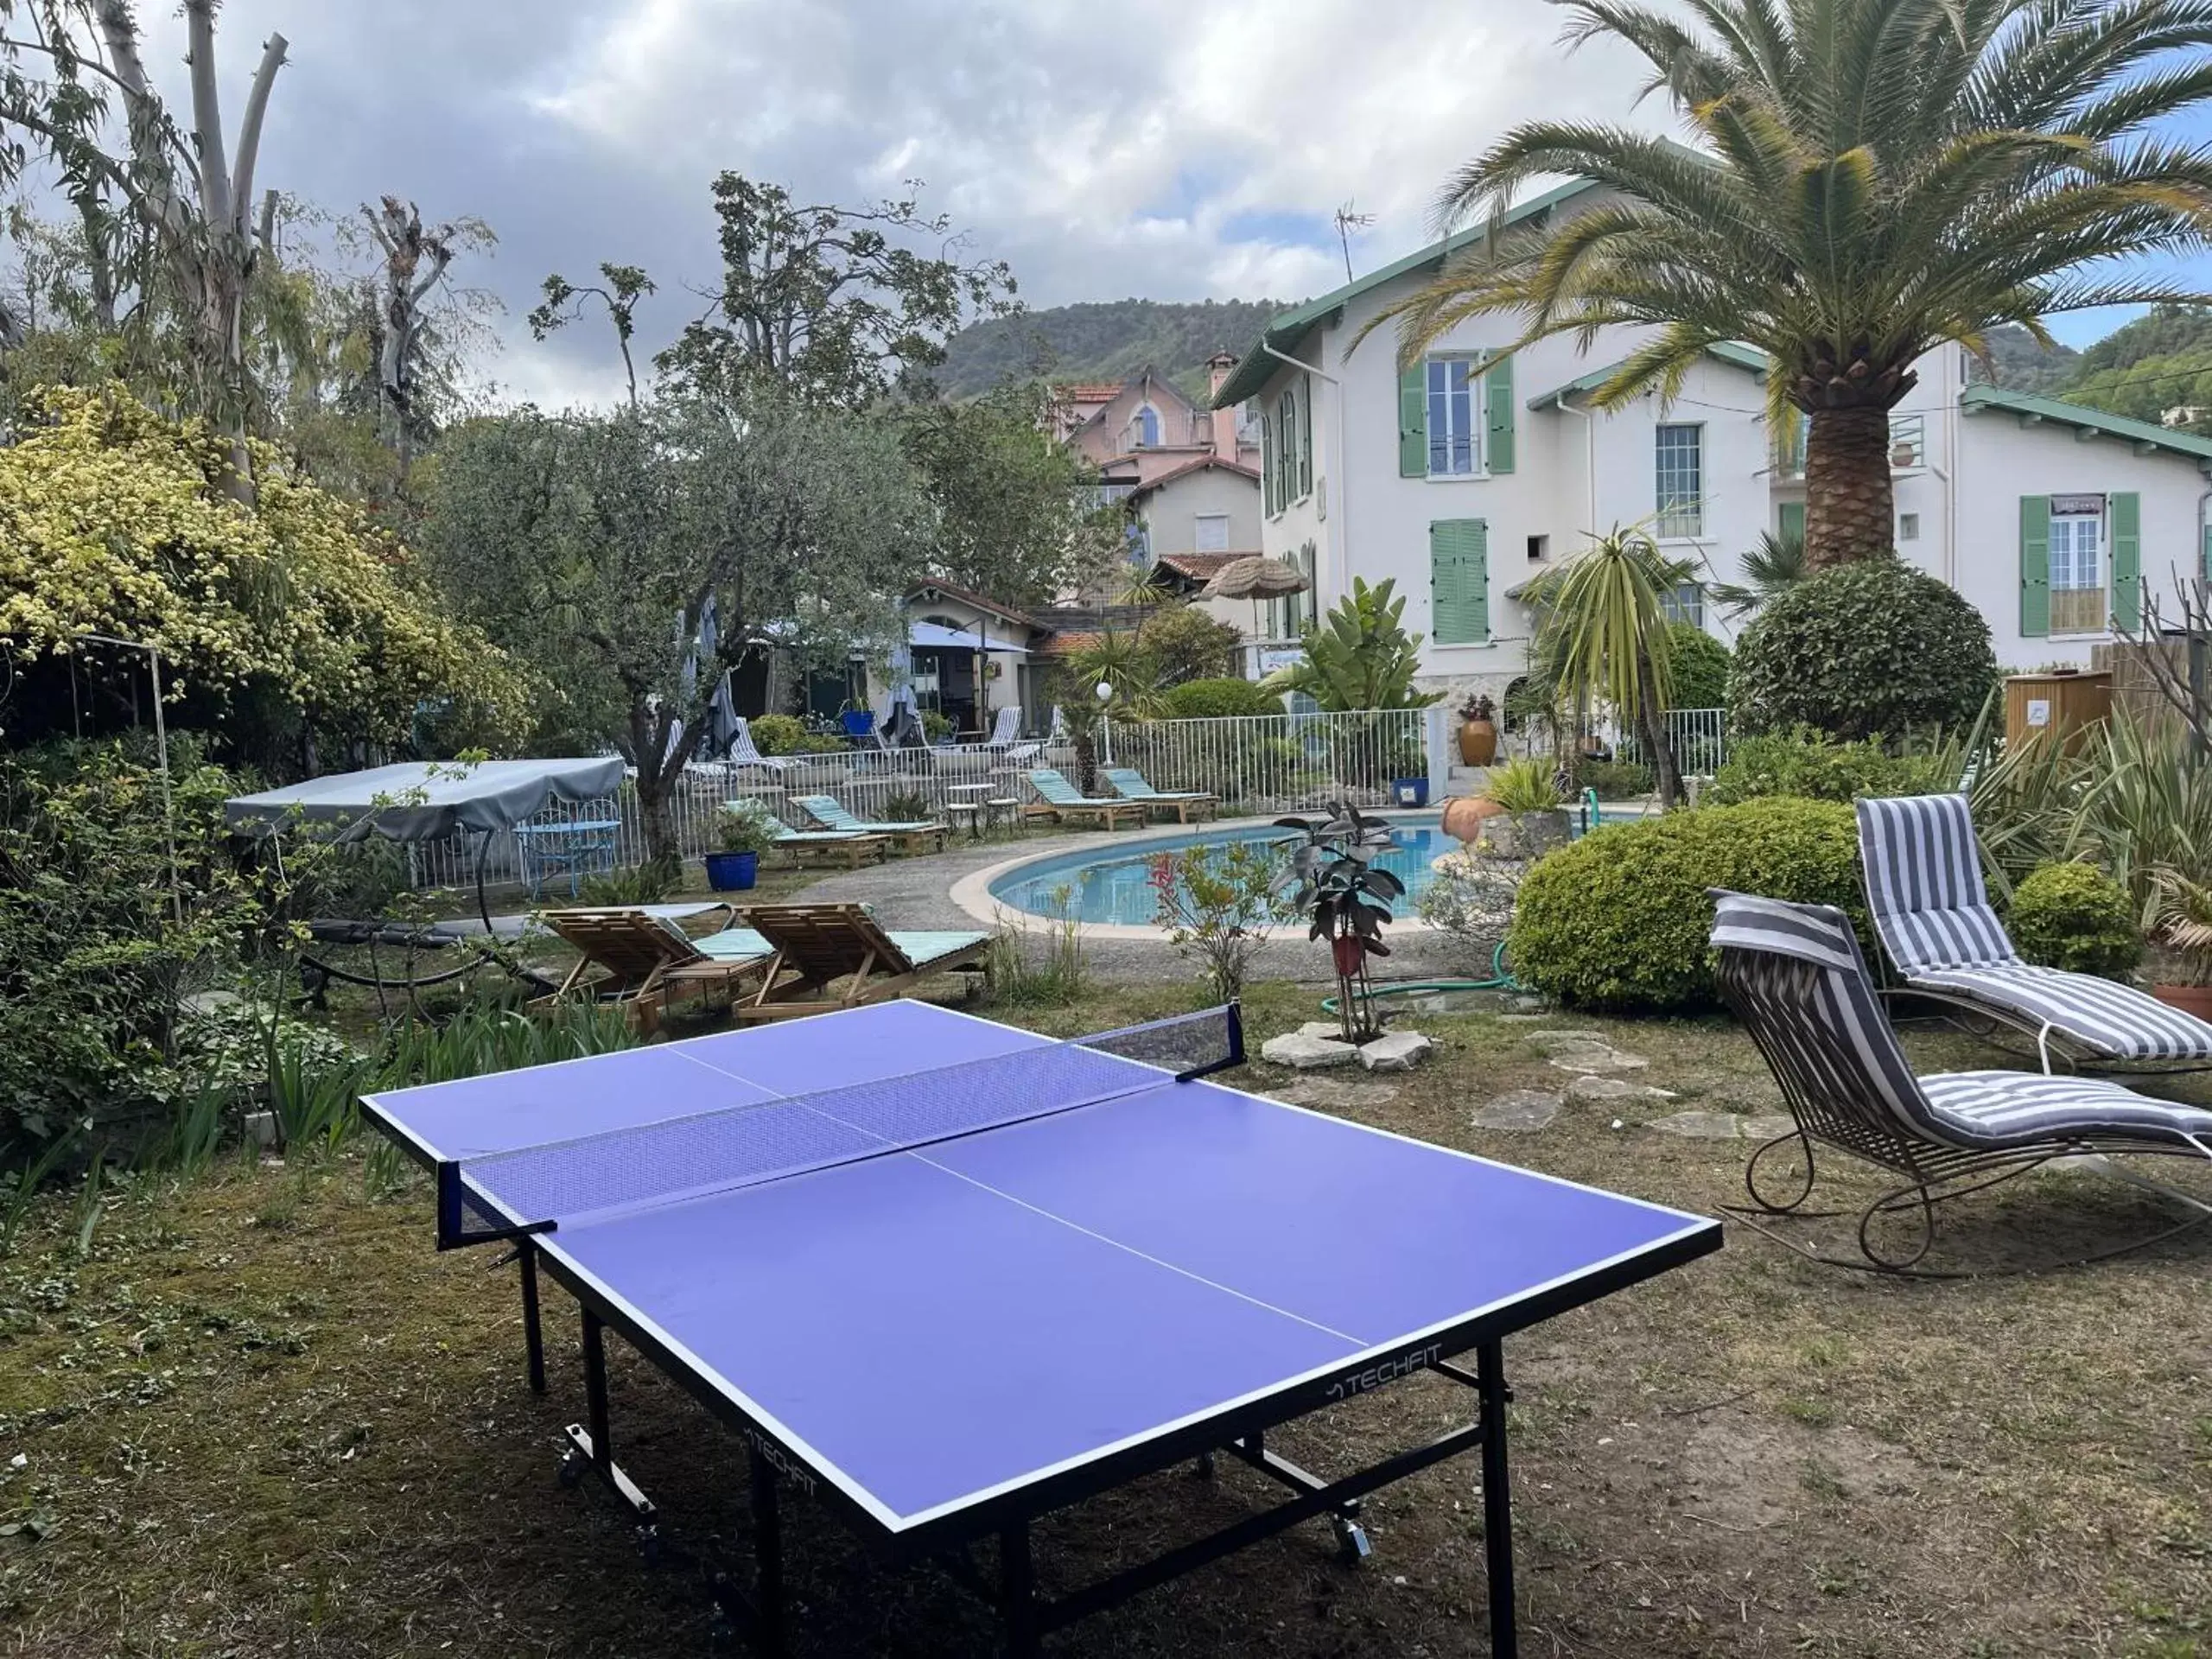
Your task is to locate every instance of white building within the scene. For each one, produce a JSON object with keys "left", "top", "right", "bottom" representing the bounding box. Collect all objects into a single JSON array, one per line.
[{"left": 1213, "top": 176, "right": 2212, "bottom": 706}]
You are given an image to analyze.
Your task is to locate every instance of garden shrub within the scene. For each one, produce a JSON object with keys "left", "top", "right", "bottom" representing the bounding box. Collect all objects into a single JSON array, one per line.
[
  {"left": 1506, "top": 798, "right": 1865, "bottom": 1013},
  {"left": 1706, "top": 727, "right": 1961, "bottom": 806},
  {"left": 1730, "top": 558, "right": 1996, "bottom": 740},
  {"left": 1160, "top": 677, "right": 1281, "bottom": 720},
  {"left": 747, "top": 714, "right": 812, "bottom": 755},
  {"left": 1573, "top": 757, "right": 1653, "bottom": 800},
  {"left": 2008, "top": 862, "right": 2142, "bottom": 979},
  {"left": 1665, "top": 622, "right": 1731, "bottom": 711}
]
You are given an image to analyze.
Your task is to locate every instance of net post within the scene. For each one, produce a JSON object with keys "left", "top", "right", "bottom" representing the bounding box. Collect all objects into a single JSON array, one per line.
[{"left": 1224, "top": 1000, "right": 1244, "bottom": 1069}]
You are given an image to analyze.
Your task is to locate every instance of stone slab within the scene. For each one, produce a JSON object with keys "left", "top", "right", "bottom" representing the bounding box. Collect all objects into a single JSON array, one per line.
[
  {"left": 1471, "top": 1089, "right": 1564, "bottom": 1132},
  {"left": 1261, "top": 1032, "right": 1361, "bottom": 1071},
  {"left": 1566, "top": 1075, "right": 1677, "bottom": 1102},
  {"left": 1357, "top": 1031, "right": 1434, "bottom": 1072},
  {"left": 1644, "top": 1110, "right": 1796, "bottom": 1141}
]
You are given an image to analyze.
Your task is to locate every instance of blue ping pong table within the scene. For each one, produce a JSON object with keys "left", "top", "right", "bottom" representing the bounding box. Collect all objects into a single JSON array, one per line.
[{"left": 362, "top": 1000, "right": 1719, "bottom": 1656}]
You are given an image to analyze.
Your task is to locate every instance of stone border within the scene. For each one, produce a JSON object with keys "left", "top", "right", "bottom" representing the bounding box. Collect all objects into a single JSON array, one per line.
[{"left": 949, "top": 810, "right": 1451, "bottom": 941}]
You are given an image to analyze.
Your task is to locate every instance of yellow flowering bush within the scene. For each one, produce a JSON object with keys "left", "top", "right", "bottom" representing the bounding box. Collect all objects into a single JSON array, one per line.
[{"left": 0, "top": 385, "right": 530, "bottom": 744}]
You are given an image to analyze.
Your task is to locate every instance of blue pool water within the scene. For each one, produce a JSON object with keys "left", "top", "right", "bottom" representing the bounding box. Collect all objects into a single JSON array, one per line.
[
  {"left": 988, "top": 807, "right": 1649, "bottom": 926},
  {"left": 989, "top": 820, "right": 1454, "bottom": 927}
]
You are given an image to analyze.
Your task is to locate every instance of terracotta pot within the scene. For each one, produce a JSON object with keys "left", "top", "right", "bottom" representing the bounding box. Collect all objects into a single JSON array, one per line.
[
  {"left": 1458, "top": 718, "right": 1499, "bottom": 766},
  {"left": 2150, "top": 983, "right": 2212, "bottom": 1020},
  {"left": 1440, "top": 795, "right": 1506, "bottom": 844}
]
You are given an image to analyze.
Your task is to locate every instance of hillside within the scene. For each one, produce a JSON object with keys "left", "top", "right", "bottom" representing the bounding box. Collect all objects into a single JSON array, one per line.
[
  {"left": 938, "top": 298, "right": 1285, "bottom": 400},
  {"left": 1967, "top": 322, "right": 2081, "bottom": 393}
]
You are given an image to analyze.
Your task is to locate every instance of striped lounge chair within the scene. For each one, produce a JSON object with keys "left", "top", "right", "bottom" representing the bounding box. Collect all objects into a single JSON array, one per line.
[
  {"left": 1102, "top": 767, "right": 1216, "bottom": 823},
  {"left": 791, "top": 795, "right": 950, "bottom": 855},
  {"left": 1709, "top": 887, "right": 2212, "bottom": 1272},
  {"left": 1021, "top": 768, "right": 1147, "bottom": 830},
  {"left": 1855, "top": 793, "right": 2212, "bottom": 1071}
]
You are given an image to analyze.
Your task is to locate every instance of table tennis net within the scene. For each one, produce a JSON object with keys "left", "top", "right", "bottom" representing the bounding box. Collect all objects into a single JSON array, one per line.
[{"left": 435, "top": 1002, "right": 1243, "bottom": 1249}]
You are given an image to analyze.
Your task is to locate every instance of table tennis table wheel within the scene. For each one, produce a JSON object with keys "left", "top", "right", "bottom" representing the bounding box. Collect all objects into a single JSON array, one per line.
[
  {"left": 556, "top": 1449, "right": 586, "bottom": 1491},
  {"left": 1331, "top": 1516, "right": 1372, "bottom": 1566}
]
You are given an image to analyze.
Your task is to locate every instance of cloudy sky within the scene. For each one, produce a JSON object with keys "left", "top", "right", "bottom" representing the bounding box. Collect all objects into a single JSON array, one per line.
[{"left": 122, "top": 0, "right": 2212, "bottom": 408}]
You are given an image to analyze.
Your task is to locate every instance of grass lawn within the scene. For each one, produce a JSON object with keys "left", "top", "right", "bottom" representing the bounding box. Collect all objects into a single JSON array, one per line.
[{"left": 3, "top": 982, "right": 2209, "bottom": 1656}]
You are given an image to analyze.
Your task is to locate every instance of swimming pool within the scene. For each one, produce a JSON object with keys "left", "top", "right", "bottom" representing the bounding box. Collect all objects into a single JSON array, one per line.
[{"left": 988, "top": 819, "right": 1455, "bottom": 927}]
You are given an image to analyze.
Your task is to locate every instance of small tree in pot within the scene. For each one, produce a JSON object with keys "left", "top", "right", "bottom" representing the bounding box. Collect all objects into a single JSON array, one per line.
[
  {"left": 1274, "top": 796, "right": 1403, "bottom": 1043},
  {"left": 706, "top": 803, "right": 782, "bottom": 891}
]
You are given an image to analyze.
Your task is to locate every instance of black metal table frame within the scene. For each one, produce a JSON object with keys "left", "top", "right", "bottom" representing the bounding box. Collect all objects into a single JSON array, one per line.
[{"left": 499, "top": 1224, "right": 1718, "bottom": 1657}]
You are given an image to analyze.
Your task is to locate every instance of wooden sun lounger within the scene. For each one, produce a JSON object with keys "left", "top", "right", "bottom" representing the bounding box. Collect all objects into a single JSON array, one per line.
[
  {"left": 1021, "top": 768, "right": 1148, "bottom": 830},
  {"left": 535, "top": 906, "right": 769, "bottom": 1033},
  {"left": 725, "top": 903, "right": 993, "bottom": 1022}
]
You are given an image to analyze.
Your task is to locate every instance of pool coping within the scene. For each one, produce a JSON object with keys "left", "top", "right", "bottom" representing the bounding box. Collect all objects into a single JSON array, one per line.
[{"left": 950, "top": 810, "right": 1456, "bottom": 941}]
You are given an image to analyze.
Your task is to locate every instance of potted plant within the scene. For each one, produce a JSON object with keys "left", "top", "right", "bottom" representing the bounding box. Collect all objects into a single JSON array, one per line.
[
  {"left": 2148, "top": 868, "right": 2212, "bottom": 1018},
  {"left": 1477, "top": 756, "right": 1571, "bottom": 859},
  {"left": 1457, "top": 691, "right": 1498, "bottom": 766},
  {"left": 705, "top": 804, "right": 780, "bottom": 892},
  {"left": 1274, "top": 795, "right": 1403, "bottom": 1044}
]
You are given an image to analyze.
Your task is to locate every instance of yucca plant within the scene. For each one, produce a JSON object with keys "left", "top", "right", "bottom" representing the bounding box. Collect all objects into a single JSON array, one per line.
[
  {"left": 1363, "top": 0, "right": 2212, "bottom": 569},
  {"left": 1482, "top": 754, "right": 1568, "bottom": 813},
  {"left": 1518, "top": 527, "right": 1691, "bottom": 808}
]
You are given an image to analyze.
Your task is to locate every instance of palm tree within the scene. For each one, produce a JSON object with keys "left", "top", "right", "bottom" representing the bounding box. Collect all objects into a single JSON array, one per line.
[
  {"left": 1522, "top": 527, "right": 1690, "bottom": 808},
  {"left": 1365, "top": 0, "right": 2212, "bottom": 569},
  {"left": 1708, "top": 528, "right": 1808, "bottom": 618}
]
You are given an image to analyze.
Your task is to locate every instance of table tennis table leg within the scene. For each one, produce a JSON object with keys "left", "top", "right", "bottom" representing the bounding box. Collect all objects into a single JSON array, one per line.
[
  {"left": 1477, "top": 1337, "right": 1518, "bottom": 1659},
  {"left": 748, "top": 1446, "right": 785, "bottom": 1653},
  {"left": 1001, "top": 1522, "right": 1039, "bottom": 1658},
  {"left": 519, "top": 1242, "right": 546, "bottom": 1395}
]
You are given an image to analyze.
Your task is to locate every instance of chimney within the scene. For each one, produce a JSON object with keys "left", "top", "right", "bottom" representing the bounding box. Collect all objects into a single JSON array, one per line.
[{"left": 1206, "top": 350, "right": 1239, "bottom": 461}]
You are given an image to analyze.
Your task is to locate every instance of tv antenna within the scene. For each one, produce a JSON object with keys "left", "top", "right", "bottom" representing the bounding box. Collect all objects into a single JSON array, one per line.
[{"left": 1332, "top": 201, "right": 1376, "bottom": 283}]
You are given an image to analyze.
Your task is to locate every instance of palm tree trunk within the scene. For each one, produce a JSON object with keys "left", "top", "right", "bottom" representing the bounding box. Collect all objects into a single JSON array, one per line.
[{"left": 1802, "top": 406, "right": 1896, "bottom": 569}]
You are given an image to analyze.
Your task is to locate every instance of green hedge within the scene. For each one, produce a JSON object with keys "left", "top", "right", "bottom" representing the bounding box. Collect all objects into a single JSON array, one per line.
[
  {"left": 1705, "top": 727, "right": 1960, "bottom": 806},
  {"left": 1160, "top": 677, "right": 1283, "bottom": 719},
  {"left": 748, "top": 714, "right": 814, "bottom": 755},
  {"left": 1730, "top": 558, "right": 1996, "bottom": 739},
  {"left": 1666, "top": 622, "right": 1731, "bottom": 711},
  {"left": 2008, "top": 862, "right": 2142, "bottom": 979},
  {"left": 1507, "top": 798, "right": 1866, "bottom": 1013}
]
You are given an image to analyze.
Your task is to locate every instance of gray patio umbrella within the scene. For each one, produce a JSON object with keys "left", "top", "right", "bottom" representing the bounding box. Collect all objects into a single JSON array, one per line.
[{"left": 1200, "top": 555, "right": 1310, "bottom": 644}]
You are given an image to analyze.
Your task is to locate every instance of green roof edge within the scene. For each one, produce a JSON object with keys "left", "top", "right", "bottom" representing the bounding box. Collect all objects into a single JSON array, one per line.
[
  {"left": 1527, "top": 340, "right": 1768, "bottom": 410},
  {"left": 1210, "top": 176, "right": 1601, "bottom": 409},
  {"left": 1961, "top": 382, "right": 2212, "bottom": 465}
]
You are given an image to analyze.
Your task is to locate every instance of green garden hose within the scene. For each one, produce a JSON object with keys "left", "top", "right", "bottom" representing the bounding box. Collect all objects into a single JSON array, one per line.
[{"left": 1319, "top": 942, "right": 1527, "bottom": 1014}]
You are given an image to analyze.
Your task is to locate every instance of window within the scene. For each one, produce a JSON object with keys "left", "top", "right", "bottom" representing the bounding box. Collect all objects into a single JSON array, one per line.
[
  {"left": 1898, "top": 512, "right": 1921, "bottom": 542},
  {"left": 1272, "top": 385, "right": 1310, "bottom": 508},
  {"left": 1655, "top": 424, "right": 1704, "bottom": 537},
  {"left": 2049, "top": 502, "right": 2106, "bottom": 634},
  {"left": 1527, "top": 534, "right": 1549, "bottom": 562},
  {"left": 1194, "top": 513, "right": 1230, "bottom": 552},
  {"left": 1889, "top": 414, "right": 1926, "bottom": 470},
  {"left": 1774, "top": 411, "right": 1810, "bottom": 478},
  {"left": 1427, "top": 359, "right": 1478, "bottom": 476},
  {"left": 1660, "top": 582, "right": 1705, "bottom": 627},
  {"left": 1429, "top": 519, "right": 1489, "bottom": 643},
  {"left": 1134, "top": 405, "right": 1160, "bottom": 448}
]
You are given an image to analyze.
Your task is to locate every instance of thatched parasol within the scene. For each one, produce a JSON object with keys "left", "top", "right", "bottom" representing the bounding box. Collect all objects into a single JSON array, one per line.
[{"left": 1201, "top": 555, "right": 1309, "bottom": 643}]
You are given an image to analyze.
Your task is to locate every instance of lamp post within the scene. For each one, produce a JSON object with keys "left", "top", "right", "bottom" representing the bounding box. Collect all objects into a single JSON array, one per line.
[{"left": 79, "top": 632, "right": 182, "bottom": 926}]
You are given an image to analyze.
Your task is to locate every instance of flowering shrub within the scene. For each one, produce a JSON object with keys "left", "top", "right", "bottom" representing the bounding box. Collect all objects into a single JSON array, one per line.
[{"left": 1149, "top": 841, "right": 1287, "bottom": 1002}]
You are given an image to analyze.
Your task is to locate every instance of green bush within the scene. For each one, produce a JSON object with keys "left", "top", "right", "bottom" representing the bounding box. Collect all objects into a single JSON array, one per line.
[
  {"left": 1706, "top": 727, "right": 1962, "bottom": 806},
  {"left": 2008, "top": 861, "right": 2142, "bottom": 979},
  {"left": 1730, "top": 559, "right": 1996, "bottom": 740},
  {"left": 1665, "top": 622, "right": 1731, "bottom": 711},
  {"left": 1574, "top": 757, "right": 1653, "bottom": 800},
  {"left": 1160, "top": 677, "right": 1282, "bottom": 719},
  {"left": 1507, "top": 798, "right": 1865, "bottom": 1013},
  {"left": 747, "top": 714, "right": 813, "bottom": 755}
]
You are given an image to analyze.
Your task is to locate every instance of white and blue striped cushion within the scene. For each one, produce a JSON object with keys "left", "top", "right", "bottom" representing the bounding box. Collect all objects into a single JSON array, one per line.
[
  {"left": 1854, "top": 794, "right": 2014, "bottom": 971},
  {"left": 1921, "top": 1071, "right": 2212, "bottom": 1148},
  {"left": 1856, "top": 792, "right": 2212, "bottom": 1062}
]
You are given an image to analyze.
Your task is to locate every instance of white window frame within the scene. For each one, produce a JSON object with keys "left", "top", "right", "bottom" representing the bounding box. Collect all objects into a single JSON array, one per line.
[
  {"left": 1193, "top": 512, "right": 1230, "bottom": 553},
  {"left": 1898, "top": 511, "right": 1921, "bottom": 542},
  {"left": 2048, "top": 503, "right": 2107, "bottom": 637},
  {"left": 1655, "top": 423, "right": 1705, "bottom": 539},
  {"left": 1889, "top": 414, "right": 1927, "bottom": 472},
  {"left": 1660, "top": 581, "right": 1705, "bottom": 628},
  {"left": 1425, "top": 357, "right": 1481, "bottom": 479}
]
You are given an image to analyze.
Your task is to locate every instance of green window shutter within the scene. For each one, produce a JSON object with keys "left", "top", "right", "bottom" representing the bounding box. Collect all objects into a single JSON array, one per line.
[
  {"left": 1264, "top": 403, "right": 1280, "bottom": 514},
  {"left": 2111, "top": 491, "right": 2141, "bottom": 633},
  {"left": 1399, "top": 364, "right": 1427, "bottom": 477},
  {"left": 1778, "top": 500, "right": 1805, "bottom": 542},
  {"left": 2019, "top": 495, "right": 2050, "bottom": 639},
  {"left": 1297, "top": 378, "right": 1313, "bottom": 499},
  {"left": 1429, "top": 518, "right": 1490, "bottom": 645},
  {"left": 1484, "top": 355, "right": 1515, "bottom": 474}
]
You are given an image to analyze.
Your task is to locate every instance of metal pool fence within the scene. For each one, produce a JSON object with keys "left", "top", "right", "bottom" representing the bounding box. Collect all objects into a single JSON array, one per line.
[
  {"left": 397, "top": 711, "right": 1434, "bottom": 893},
  {"left": 1616, "top": 708, "right": 1729, "bottom": 778},
  {"left": 1097, "top": 709, "right": 1428, "bottom": 816}
]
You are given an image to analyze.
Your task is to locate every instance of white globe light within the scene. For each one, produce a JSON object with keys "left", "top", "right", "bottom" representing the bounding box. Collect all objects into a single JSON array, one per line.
[{"left": 1094, "top": 680, "right": 1113, "bottom": 702}]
